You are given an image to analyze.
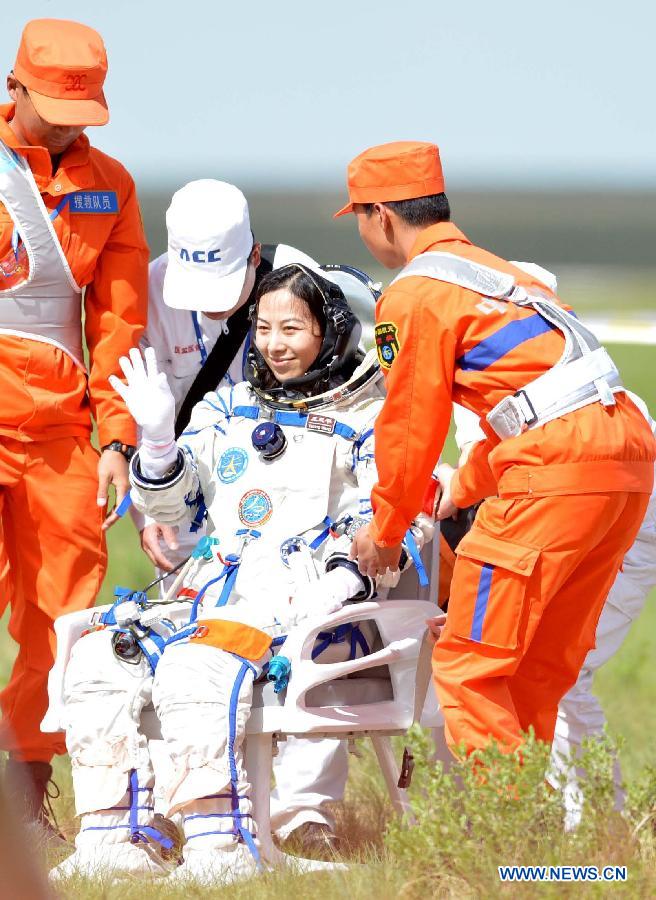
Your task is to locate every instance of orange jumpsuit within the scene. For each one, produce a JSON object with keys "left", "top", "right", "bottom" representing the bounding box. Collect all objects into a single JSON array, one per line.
[
  {"left": 0, "top": 103, "right": 148, "bottom": 762},
  {"left": 370, "top": 222, "right": 655, "bottom": 755}
]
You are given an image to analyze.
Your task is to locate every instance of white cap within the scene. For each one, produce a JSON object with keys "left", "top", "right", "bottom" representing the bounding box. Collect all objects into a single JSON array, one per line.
[{"left": 163, "top": 180, "right": 253, "bottom": 312}]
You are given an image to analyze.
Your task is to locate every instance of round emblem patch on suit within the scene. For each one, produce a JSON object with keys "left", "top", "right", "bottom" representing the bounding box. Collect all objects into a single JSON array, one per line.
[
  {"left": 238, "top": 489, "right": 273, "bottom": 527},
  {"left": 217, "top": 447, "right": 249, "bottom": 484}
]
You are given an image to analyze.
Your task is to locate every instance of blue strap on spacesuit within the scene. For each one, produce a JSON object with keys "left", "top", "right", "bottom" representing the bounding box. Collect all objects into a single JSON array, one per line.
[
  {"left": 183, "top": 656, "right": 262, "bottom": 867},
  {"left": 184, "top": 483, "right": 208, "bottom": 533},
  {"left": 189, "top": 558, "right": 239, "bottom": 623},
  {"left": 80, "top": 769, "right": 159, "bottom": 841},
  {"left": 135, "top": 629, "right": 170, "bottom": 674},
  {"left": 351, "top": 426, "right": 375, "bottom": 472},
  {"left": 231, "top": 405, "right": 357, "bottom": 440},
  {"left": 127, "top": 769, "right": 175, "bottom": 852},
  {"left": 309, "top": 516, "right": 333, "bottom": 550},
  {"left": 99, "top": 587, "right": 148, "bottom": 625},
  {"left": 227, "top": 656, "right": 261, "bottom": 865},
  {"left": 163, "top": 624, "right": 198, "bottom": 649},
  {"left": 189, "top": 529, "right": 261, "bottom": 622}
]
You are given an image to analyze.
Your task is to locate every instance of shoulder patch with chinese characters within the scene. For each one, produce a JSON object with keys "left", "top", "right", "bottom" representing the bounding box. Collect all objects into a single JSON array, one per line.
[
  {"left": 69, "top": 191, "right": 119, "bottom": 214},
  {"left": 375, "top": 321, "right": 400, "bottom": 369}
]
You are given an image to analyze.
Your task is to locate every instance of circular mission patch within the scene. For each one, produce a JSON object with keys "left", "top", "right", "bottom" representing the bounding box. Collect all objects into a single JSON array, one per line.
[
  {"left": 238, "top": 488, "right": 273, "bottom": 527},
  {"left": 217, "top": 447, "right": 249, "bottom": 484}
]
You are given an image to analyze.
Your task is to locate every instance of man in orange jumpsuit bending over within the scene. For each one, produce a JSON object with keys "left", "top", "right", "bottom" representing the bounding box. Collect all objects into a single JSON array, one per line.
[
  {"left": 340, "top": 141, "right": 655, "bottom": 757},
  {"left": 0, "top": 19, "right": 148, "bottom": 831}
]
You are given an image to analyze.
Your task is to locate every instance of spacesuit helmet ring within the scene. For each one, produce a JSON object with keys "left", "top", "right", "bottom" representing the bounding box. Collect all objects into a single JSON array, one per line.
[{"left": 245, "top": 263, "right": 362, "bottom": 399}]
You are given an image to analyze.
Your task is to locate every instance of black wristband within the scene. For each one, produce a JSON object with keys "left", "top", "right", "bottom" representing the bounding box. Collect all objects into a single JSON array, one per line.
[
  {"left": 325, "top": 555, "right": 376, "bottom": 601},
  {"left": 101, "top": 440, "right": 137, "bottom": 461}
]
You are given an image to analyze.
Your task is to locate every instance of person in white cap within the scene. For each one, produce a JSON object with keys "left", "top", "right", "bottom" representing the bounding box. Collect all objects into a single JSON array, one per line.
[
  {"left": 134, "top": 179, "right": 347, "bottom": 856},
  {"left": 139, "top": 180, "right": 319, "bottom": 573}
]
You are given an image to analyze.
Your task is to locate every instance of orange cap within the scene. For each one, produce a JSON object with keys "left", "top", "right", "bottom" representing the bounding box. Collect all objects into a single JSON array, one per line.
[
  {"left": 13, "top": 19, "right": 109, "bottom": 127},
  {"left": 334, "top": 141, "right": 445, "bottom": 218}
]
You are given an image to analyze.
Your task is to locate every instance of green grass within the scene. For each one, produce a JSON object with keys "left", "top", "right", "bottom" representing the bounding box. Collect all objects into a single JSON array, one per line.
[
  {"left": 13, "top": 731, "right": 656, "bottom": 898},
  {"left": 1, "top": 286, "right": 655, "bottom": 896}
]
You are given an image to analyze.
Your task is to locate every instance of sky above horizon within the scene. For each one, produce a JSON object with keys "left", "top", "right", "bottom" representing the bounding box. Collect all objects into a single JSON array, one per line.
[{"left": 2, "top": 1, "right": 654, "bottom": 191}]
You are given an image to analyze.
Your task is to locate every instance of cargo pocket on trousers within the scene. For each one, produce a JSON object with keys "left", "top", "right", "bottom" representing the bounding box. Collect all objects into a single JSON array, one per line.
[{"left": 448, "top": 530, "right": 540, "bottom": 650}]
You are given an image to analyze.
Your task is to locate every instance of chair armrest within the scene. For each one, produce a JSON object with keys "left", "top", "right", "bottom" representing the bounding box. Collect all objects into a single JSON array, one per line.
[
  {"left": 280, "top": 599, "right": 437, "bottom": 666},
  {"left": 279, "top": 599, "right": 437, "bottom": 715}
]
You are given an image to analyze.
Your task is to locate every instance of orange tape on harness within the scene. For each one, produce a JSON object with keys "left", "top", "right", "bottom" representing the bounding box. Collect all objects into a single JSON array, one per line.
[{"left": 189, "top": 619, "right": 272, "bottom": 662}]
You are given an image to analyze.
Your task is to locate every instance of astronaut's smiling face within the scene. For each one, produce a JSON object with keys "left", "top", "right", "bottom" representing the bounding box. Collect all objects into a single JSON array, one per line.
[{"left": 254, "top": 288, "right": 323, "bottom": 382}]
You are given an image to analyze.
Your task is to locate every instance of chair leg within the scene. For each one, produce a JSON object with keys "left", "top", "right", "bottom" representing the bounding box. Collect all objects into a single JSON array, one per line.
[
  {"left": 244, "top": 732, "right": 279, "bottom": 863},
  {"left": 370, "top": 735, "right": 414, "bottom": 821}
]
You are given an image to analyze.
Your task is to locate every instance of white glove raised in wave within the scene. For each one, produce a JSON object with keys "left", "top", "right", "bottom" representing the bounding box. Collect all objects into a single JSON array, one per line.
[
  {"left": 281, "top": 566, "right": 365, "bottom": 629},
  {"left": 109, "top": 347, "right": 177, "bottom": 478}
]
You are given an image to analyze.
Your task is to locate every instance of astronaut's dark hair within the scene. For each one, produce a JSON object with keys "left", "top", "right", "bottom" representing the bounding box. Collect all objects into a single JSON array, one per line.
[
  {"left": 253, "top": 266, "right": 327, "bottom": 335},
  {"left": 361, "top": 192, "right": 451, "bottom": 227},
  {"left": 247, "top": 263, "right": 362, "bottom": 397}
]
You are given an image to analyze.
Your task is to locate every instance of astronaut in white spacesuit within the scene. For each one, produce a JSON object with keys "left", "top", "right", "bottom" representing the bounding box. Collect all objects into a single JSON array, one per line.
[
  {"left": 138, "top": 179, "right": 351, "bottom": 852},
  {"left": 53, "top": 265, "right": 429, "bottom": 884}
]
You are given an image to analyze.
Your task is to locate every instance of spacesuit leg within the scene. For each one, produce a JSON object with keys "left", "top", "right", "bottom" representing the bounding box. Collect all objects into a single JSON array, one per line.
[
  {"left": 551, "top": 554, "right": 655, "bottom": 828},
  {"left": 50, "top": 629, "right": 169, "bottom": 880},
  {"left": 270, "top": 737, "right": 348, "bottom": 840},
  {"left": 153, "top": 638, "right": 267, "bottom": 886}
]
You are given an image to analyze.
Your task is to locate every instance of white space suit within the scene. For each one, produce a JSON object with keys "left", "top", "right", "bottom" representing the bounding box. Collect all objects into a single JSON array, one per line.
[
  {"left": 140, "top": 244, "right": 349, "bottom": 845},
  {"left": 54, "top": 347, "right": 425, "bottom": 883},
  {"left": 453, "top": 394, "right": 656, "bottom": 826}
]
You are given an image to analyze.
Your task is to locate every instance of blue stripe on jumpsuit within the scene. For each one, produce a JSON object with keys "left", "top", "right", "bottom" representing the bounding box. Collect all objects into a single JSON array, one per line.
[
  {"left": 457, "top": 314, "right": 556, "bottom": 371},
  {"left": 470, "top": 563, "right": 494, "bottom": 642}
]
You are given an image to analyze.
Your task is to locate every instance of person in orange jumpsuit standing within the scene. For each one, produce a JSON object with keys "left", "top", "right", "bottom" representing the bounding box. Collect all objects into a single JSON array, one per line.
[
  {"left": 339, "top": 141, "right": 655, "bottom": 758},
  {"left": 0, "top": 19, "right": 148, "bottom": 832}
]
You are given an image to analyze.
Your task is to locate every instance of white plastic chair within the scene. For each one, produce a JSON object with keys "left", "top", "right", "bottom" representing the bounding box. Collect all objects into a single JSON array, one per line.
[
  {"left": 45, "top": 535, "right": 442, "bottom": 873},
  {"left": 237, "top": 535, "right": 443, "bottom": 867}
]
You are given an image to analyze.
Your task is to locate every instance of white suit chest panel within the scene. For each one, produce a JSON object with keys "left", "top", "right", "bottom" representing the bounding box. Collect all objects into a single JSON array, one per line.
[
  {"left": 184, "top": 376, "right": 381, "bottom": 613},
  {"left": 202, "top": 416, "right": 340, "bottom": 553}
]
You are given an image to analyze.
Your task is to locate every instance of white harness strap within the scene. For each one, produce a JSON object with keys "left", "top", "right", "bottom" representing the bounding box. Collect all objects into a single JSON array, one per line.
[
  {"left": 0, "top": 139, "right": 84, "bottom": 368},
  {"left": 391, "top": 250, "right": 517, "bottom": 299},
  {"left": 392, "top": 251, "right": 624, "bottom": 439}
]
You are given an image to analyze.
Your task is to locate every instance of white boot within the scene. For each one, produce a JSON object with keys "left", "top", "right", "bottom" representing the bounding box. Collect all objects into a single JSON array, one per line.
[
  {"left": 166, "top": 843, "right": 262, "bottom": 886},
  {"left": 50, "top": 774, "right": 176, "bottom": 883},
  {"left": 164, "top": 796, "right": 263, "bottom": 886}
]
